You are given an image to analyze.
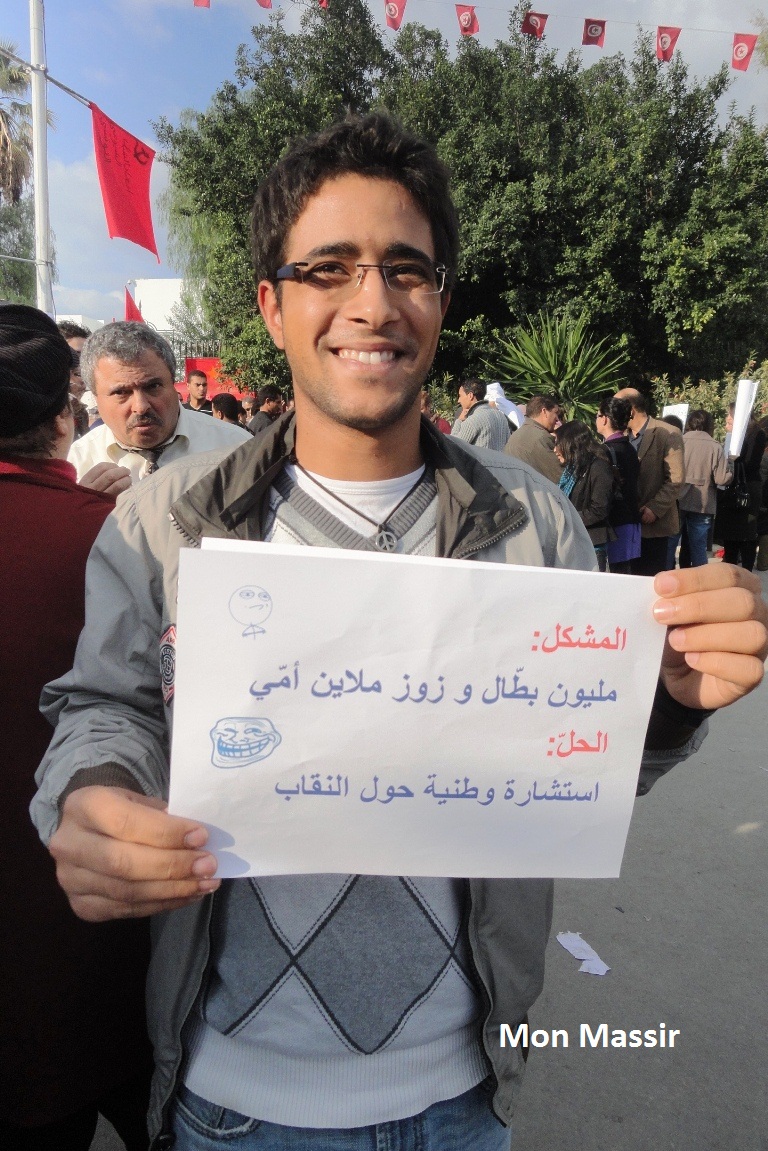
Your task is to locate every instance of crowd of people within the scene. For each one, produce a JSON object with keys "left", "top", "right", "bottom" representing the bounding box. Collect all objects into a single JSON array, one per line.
[
  {"left": 56, "top": 300, "right": 768, "bottom": 587},
  {"left": 427, "top": 379, "right": 768, "bottom": 578},
  {"left": 1, "top": 112, "right": 767, "bottom": 1151}
]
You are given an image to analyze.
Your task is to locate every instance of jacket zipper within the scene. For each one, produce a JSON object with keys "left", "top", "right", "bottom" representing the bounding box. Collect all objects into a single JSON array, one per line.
[
  {"left": 155, "top": 892, "right": 218, "bottom": 1147},
  {"left": 169, "top": 510, "right": 202, "bottom": 548},
  {"left": 454, "top": 506, "right": 528, "bottom": 560},
  {"left": 462, "top": 880, "right": 494, "bottom": 1081}
]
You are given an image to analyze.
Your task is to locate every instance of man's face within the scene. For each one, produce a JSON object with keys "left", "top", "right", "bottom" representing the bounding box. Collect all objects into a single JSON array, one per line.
[
  {"left": 538, "top": 406, "right": 559, "bottom": 433},
  {"left": 93, "top": 350, "right": 180, "bottom": 448},
  {"left": 69, "top": 369, "right": 85, "bottom": 399},
  {"left": 258, "top": 173, "right": 448, "bottom": 434},
  {"left": 188, "top": 374, "right": 207, "bottom": 402},
  {"left": 458, "top": 386, "right": 474, "bottom": 412},
  {"left": 263, "top": 396, "right": 283, "bottom": 417}
]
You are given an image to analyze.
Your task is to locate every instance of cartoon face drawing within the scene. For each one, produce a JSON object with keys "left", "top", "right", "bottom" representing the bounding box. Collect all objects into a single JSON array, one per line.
[
  {"left": 229, "top": 585, "right": 273, "bottom": 636},
  {"left": 210, "top": 717, "right": 282, "bottom": 768}
]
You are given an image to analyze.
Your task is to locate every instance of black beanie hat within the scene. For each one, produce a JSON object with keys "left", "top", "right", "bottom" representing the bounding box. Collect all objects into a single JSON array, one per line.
[{"left": 0, "top": 303, "right": 73, "bottom": 438}]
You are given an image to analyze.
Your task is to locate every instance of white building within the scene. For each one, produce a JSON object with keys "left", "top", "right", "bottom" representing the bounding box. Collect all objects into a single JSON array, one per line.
[{"left": 129, "top": 278, "right": 184, "bottom": 331}]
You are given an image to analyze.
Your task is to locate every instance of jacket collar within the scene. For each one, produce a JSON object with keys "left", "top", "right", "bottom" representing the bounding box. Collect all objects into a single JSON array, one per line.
[{"left": 170, "top": 412, "right": 528, "bottom": 558}]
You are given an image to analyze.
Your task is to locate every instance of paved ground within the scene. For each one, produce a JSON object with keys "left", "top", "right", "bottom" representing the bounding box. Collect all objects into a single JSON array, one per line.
[
  {"left": 511, "top": 565, "right": 768, "bottom": 1151},
  {"left": 93, "top": 568, "right": 768, "bottom": 1150}
]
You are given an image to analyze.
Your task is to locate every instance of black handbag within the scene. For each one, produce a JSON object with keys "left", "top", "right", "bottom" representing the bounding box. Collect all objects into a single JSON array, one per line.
[{"left": 721, "top": 459, "right": 750, "bottom": 510}]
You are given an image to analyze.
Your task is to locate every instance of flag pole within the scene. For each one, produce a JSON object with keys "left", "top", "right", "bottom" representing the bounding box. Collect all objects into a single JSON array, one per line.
[{"left": 28, "top": 0, "right": 55, "bottom": 315}]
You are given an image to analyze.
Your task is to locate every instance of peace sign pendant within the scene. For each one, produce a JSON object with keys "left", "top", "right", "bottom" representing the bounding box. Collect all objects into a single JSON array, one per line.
[{"left": 374, "top": 528, "right": 398, "bottom": 552}]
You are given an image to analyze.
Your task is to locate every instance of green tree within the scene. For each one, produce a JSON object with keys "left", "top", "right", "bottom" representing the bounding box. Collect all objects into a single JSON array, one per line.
[
  {"left": 155, "top": 7, "right": 768, "bottom": 388},
  {"left": 0, "top": 196, "right": 34, "bottom": 302},
  {"left": 486, "top": 309, "right": 629, "bottom": 420},
  {"left": 0, "top": 42, "right": 32, "bottom": 205},
  {"left": 641, "top": 115, "right": 768, "bottom": 378},
  {"left": 753, "top": 13, "right": 768, "bottom": 69},
  {"left": 155, "top": 0, "right": 390, "bottom": 386}
]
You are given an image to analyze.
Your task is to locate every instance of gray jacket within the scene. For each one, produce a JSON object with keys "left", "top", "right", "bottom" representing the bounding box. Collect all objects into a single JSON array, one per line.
[
  {"left": 451, "top": 401, "right": 511, "bottom": 451},
  {"left": 679, "top": 430, "right": 733, "bottom": 514},
  {"left": 504, "top": 418, "right": 563, "bottom": 485},
  {"left": 33, "top": 415, "right": 707, "bottom": 1144}
]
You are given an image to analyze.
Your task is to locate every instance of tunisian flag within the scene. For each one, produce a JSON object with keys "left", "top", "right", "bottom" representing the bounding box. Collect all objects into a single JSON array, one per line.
[
  {"left": 385, "top": 1, "right": 406, "bottom": 31},
  {"left": 582, "top": 19, "right": 606, "bottom": 47},
  {"left": 91, "top": 104, "right": 158, "bottom": 259},
  {"left": 193, "top": 1, "right": 210, "bottom": 8},
  {"left": 732, "top": 33, "right": 758, "bottom": 72},
  {"left": 125, "top": 288, "right": 144, "bottom": 323},
  {"left": 521, "top": 12, "right": 548, "bottom": 39},
  {"left": 656, "top": 27, "right": 681, "bottom": 62},
  {"left": 456, "top": 6, "right": 479, "bottom": 36},
  {"left": 255, "top": 0, "right": 272, "bottom": 8}
]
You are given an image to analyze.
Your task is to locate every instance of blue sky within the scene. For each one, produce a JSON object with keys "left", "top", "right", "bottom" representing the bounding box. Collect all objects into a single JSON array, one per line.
[{"left": 3, "top": 0, "right": 766, "bottom": 321}]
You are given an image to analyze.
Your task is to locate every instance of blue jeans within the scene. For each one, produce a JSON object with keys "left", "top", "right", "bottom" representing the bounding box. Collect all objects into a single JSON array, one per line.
[
  {"left": 679, "top": 510, "right": 712, "bottom": 568},
  {"left": 171, "top": 1081, "right": 511, "bottom": 1151}
]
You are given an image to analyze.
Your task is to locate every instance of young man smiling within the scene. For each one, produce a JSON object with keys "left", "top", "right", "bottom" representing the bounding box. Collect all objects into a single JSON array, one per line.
[{"left": 34, "top": 115, "right": 767, "bottom": 1151}]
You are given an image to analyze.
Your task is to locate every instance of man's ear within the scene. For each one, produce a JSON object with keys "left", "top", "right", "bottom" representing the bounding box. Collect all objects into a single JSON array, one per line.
[{"left": 258, "top": 280, "right": 285, "bottom": 350}]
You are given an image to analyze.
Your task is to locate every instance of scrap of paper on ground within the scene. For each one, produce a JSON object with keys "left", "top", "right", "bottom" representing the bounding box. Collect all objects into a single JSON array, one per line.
[{"left": 556, "top": 931, "right": 612, "bottom": 976}]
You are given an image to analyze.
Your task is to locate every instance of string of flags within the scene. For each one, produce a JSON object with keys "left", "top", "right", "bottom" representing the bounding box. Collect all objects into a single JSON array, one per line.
[
  {"left": 192, "top": 1, "right": 760, "bottom": 72},
  {"left": 87, "top": 0, "right": 760, "bottom": 261}
]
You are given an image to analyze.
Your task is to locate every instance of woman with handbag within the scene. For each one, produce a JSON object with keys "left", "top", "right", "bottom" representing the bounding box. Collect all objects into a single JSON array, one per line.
[
  {"left": 554, "top": 419, "right": 616, "bottom": 572},
  {"left": 594, "top": 396, "right": 642, "bottom": 574},
  {"left": 714, "top": 404, "right": 767, "bottom": 571}
]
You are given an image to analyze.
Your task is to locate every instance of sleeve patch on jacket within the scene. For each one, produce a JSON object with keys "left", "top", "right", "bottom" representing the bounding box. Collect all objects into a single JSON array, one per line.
[{"left": 159, "top": 624, "right": 177, "bottom": 705}]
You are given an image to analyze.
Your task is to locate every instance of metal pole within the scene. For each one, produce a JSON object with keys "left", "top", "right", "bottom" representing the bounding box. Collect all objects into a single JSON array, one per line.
[{"left": 28, "top": 0, "right": 54, "bottom": 314}]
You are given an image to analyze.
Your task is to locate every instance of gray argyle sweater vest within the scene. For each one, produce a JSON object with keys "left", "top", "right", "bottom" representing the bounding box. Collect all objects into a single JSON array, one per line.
[{"left": 182, "top": 469, "right": 487, "bottom": 1128}]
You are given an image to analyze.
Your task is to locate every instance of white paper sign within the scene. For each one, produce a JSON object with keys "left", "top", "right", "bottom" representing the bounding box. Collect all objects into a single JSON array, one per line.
[
  {"left": 728, "top": 379, "right": 758, "bottom": 458},
  {"left": 168, "top": 543, "right": 666, "bottom": 879},
  {"left": 662, "top": 403, "right": 689, "bottom": 430}
]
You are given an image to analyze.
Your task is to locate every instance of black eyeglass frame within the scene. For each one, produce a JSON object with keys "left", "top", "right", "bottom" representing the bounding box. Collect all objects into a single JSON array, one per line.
[{"left": 274, "top": 260, "right": 449, "bottom": 296}]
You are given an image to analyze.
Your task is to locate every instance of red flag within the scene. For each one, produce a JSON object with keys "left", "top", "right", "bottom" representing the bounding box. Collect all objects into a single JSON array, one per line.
[
  {"left": 255, "top": 0, "right": 272, "bottom": 8},
  {"left": 656, "top": 27, "right": 681, "bottom": 62},
  {"left": 91, "top": 105, "right": 159, "bottom": 259},
  {"left": 456, "top": 6, "right": 479, "bottom": 36},
  {"left": 521, "top": 11, "right": 547, "bottom": 39},
  {"left": 582, "top": 19, "right": 605, "bottom": 47},
  {"left": 193, "top": 1, "right": 210, "bottom": 8},
  {"left": 125, "top": 288, "right": 144, "bottom": 323},
  {"left": 319, "top": 0, "right": 328, "bottom": 7},
  {"left": 732, "top": 33, "right": 758, "bottom": 72},
  {"left": 385, "top": 1, "right": 406, "bottom": 32}
]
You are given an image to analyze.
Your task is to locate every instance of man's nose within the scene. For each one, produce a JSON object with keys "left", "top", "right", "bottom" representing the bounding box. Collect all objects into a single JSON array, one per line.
[
  {"left": 130, "top": 389, "right": 151, "bottom": 412},
  {"left": 347, "top": 266, "right": 401, "bottom": 324}
]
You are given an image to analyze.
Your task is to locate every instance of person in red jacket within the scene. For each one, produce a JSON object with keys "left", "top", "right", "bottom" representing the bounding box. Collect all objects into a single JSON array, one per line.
[{"left": 0, "top": 304, "right": 153, "bottom": 1151}]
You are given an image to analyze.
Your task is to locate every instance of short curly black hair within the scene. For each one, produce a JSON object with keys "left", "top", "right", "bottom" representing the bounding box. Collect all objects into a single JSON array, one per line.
[{"left": 250, "top": 112, "right": 459, "bottom": 291}]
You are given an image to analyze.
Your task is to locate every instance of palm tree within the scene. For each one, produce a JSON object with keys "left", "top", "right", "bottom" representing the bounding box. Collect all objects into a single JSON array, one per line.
[
  {"left": 0, "top": 41, "right": 33, "bottom": 204},
  {"left": 485, "top": 310, "right": 629, "bottom": 423}
]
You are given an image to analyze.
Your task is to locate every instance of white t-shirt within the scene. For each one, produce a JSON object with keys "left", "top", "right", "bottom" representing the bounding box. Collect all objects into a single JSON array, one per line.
[{"left": 284, "top": 462, "right": 426, "bottom": 536}]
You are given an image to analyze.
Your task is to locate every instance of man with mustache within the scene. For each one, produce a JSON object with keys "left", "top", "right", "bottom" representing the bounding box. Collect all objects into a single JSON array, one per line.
[{"left": 68, "top": 323, "right": 249, "bottom": 486}]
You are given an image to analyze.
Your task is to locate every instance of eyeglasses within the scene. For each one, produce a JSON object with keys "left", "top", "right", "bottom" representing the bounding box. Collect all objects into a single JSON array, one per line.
[{"left": 274, "top": 259, "right": 448, "bottom": 298}]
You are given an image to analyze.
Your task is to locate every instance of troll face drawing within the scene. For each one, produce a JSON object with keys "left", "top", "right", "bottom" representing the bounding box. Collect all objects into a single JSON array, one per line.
[{"left": 209, "top": 717, "right": 282, "bottom": 768}]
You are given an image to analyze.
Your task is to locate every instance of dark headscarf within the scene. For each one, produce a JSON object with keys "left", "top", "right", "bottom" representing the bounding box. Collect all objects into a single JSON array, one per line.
[{"left": 0, "top": 304, "right": 72, "bottom": 437}]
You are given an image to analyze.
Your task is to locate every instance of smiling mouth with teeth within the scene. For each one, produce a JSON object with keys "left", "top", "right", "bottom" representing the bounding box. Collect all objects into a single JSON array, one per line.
[{"left": 336, "top": 349, "right": 398, "bottom": 364}]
